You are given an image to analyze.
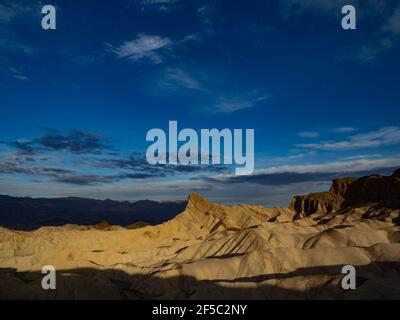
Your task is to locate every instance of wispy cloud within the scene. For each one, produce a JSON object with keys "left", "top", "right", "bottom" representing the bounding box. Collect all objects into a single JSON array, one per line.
[
  {"left": 105, "top": 33, "right": 173, "bottom": 64},
  {"left": 148, "top": 66, "right": 269, "bottom": 113},
  {"left": 342, "top": 154, "right": 382, "bottom": 161},
  {"left": 0, "top": 3, "right": 15, "bottom": 22},
  {"left": 53, "top": 172, "right": 158, "bottom": 186},
  {"left": 297, "top": 131, "right": 319, "bottom": 138},
  {"left": 330, "top": 127, "right": 358, "bottom": 133},
  {"left": 0, "top": 1, "right": 36, "bottom": 22},
  {"left": 344, "top": 37, "right": 394, "bottom": 63},
  {"left": 0, "top": 38, "right": 34, "bottom": 55},
  {"left": 36, "top": 130, "right": 109, "bottom": 154},
  {"left": 9, "top": 67, "right": 30, "bottom": 81},
  {"left": 9, "top": 129, "right": 111, "bottom": 155},
  {"left": 136, "top": 0, "right": 183, "bottom": 13},
  {"left": 160, "top": 67, "right": 204, "bottom": 91},
  {"left": 69, "top": 54, "right": 99, "bottom": 66},
  {"left": 278, "top": 1, "right": 400, "bottom": 62},
  {"left": 340, "top": 3, "right": 400, "bottom": 62},
  {"left": 215, "top": 91, "right": 270, "bottom": 113},
  {"left": 197, "top": 4, "right": 213, "bottom": 25},
  {"left": 0, "top": 1, "right": 38, "bottom": 73},
  {"left": 0, "top": 159, "right": 74, "bottom": 177},
  {"left": 94, "top": 153, "right": 229, "bottom": 175},
  {"left": 105, "top": 33, "right": 200, "bottom": 65},
  {"left": 197, "top": 4, "right": 215, "bottom": 34},
  {"left": 279, "top": 0, "right": 344, "bottom": 17},
  {"left": 383, "top": 6, "right": 400, "bottom": 34},
  {"left": 54, "top": 163, "right": 229, "bottom": 186},
  {"left": 3, "top": 134, "right": 230, "bottom": 186},
  {"left": 208, "top": 156, "right": 400, "bottom": 188},
  {"left": 279, "top": 0, "right": 389, "bottom": 18},
  {"left": 297, "top": 127, "right": 400, "bottom": 151},
  {"left": 255, "top": 156, "right": 400, "bottom": 175}
]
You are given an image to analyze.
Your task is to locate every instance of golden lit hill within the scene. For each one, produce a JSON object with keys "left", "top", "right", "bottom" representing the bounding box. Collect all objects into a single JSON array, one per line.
[{"left": 1, "top": 169, "right": 400, "bottom": 299}]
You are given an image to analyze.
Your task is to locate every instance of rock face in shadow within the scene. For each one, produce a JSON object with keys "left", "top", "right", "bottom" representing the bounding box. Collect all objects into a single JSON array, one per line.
[
  {"left": 290, "top": 169, "right": 400, "bottom": 217},
  {"left": 290, "top": 191, "right": 344, "bottom": 217},
  {"left": 342, "top": 170, "right": 400, "bottom": 208},
  {"left": 0, "top": 169, "right": 400, "bottom": 300}
]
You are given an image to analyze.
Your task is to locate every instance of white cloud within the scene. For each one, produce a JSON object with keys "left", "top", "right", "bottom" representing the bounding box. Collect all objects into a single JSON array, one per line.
[
  {"left": 105, "top": 33, "right": 200, "bottom": 65},
  {"left": 342, "top": 154, "right": 382, "bottom": 161},
  {"left": 297, "top": 127, "right": 400, "bottom": 150},
  {"left": 255, "top": 151, "right": 317, "bottom": 168},
  {"left": 297, "top": 131, "right": 319, "bottom": 138},
  {"left": 137, "top": 0, "right": 182, "bottom": 12},
  {"left": 255, "top": 156, "right": 400, "bottom": 175},
  {"left": 330, "top": 127, "right": 358, "bottom": 133},
  {"left": 9, "top": 67, "right": 30, "bottom": 81},
  {"left": 350, "top": 37, "right": 394, "bottom": 62},
  {"left": 0, "top": 38, "right": 34, "bottom": 55},
  {"left": 161, "top": 68, "right": 203, "bottom": 91},
  {"left": 149, "top": 67, "right": 269, "bottom": 114},
  {"left": 0, "top": 2, "right": 33, "bottom": 22},
  {"left": 215, "top": 91, "right": 270, "bottom": 113},
  {"left": 197, "top": 5, "right": 213, "bottom": 24},
  {"left": 0, "top": 2, "right": 36, "bottom": 56},
  {"left": 12, "top": 74, "right": 29, "bottom": 81},
  {"left": 105, "top": 34, "right": 173, "bottom": 64},
  {"left": 197, "top": 4, "right": 215, "bottom": 34}
]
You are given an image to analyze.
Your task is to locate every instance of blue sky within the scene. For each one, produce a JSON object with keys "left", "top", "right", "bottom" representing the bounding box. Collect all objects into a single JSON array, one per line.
[{"left": 0, "top": 0, "right": 399, "bottom": 206}]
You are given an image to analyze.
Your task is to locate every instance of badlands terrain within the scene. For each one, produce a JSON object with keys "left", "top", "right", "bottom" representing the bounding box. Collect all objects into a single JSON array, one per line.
[{"left": 0, "top": 169, "right": 400, "bottom": 299}]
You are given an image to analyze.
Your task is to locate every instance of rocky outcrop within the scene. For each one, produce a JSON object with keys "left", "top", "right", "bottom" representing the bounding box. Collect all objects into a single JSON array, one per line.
[
  {"left": 343, "top": 171, "right": 400, "bottom": 208},
  {"left": 1, "top": 169, "right": 400, "bottom": 300},
  {"left": 289, "top": 192, "right": 343, "bottom": 217},
  {"left": 1, "top": 188, "right": 400, "bottom": 300},
  {"left": 393, "top": 168, "right": 400, "bottom": 178},
  {"left": 290, "top": 168, "right": 400, "bottom": 217},
  {"left": 329, "top": 177, "right": 356, "bottom": 196}
]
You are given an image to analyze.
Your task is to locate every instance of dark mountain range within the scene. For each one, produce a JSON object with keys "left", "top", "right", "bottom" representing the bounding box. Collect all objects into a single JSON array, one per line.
[{"left": 0, "top": 195, "right": 187, "bottom": 230}]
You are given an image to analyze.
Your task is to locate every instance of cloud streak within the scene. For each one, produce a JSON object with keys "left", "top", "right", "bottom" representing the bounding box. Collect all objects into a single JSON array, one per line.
[
  {"left": 0, "top": 160, "right": 74, "bottom": 177},
  {"left": 297, "top": 131, "right": 319, "bottom": 138},
  {"left": 105, "top": 33, "right": 199, "bottom": 65},
  {"left": 0, "top": 1, "right": 37, "bottom": 22},
  {"left": 136, "top": 0, "right": 183, "bottom": 13},
  {"left": 330, "top": 127, "right": 358, "bottom": 133},
  {"left": 149, "top": 66, "right": 270, "bottom": 114},
  {"left": 1, "top": 142, "right": 230, "bottom": 185},
  {"left": 297, "top": 127, "right": 400, "bottom": 150},
  {"left": 160, "top": 67, "right": 204, "bottom": 91},
  {"left": 215, "top": 91, "right": 270, "bottom": 113},
  {"left": 105, "top": 34, "right": 173, "bottom": 64},
  {"left": 10, "top": 129, "right": 110, "bottom": 155},
  {"left": 209, "top": 156, "right": 400, "bottom": 186}
]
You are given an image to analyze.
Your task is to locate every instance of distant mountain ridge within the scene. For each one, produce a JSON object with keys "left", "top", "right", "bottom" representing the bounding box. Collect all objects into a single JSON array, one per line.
[{"left": 0, "top": 194, "right": 187, "bottom": 230}]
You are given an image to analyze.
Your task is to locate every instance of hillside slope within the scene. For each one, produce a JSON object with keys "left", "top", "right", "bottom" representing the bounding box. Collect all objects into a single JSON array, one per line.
[{"left": 0, "top": 169, "right": 400, "bottom": 299}]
